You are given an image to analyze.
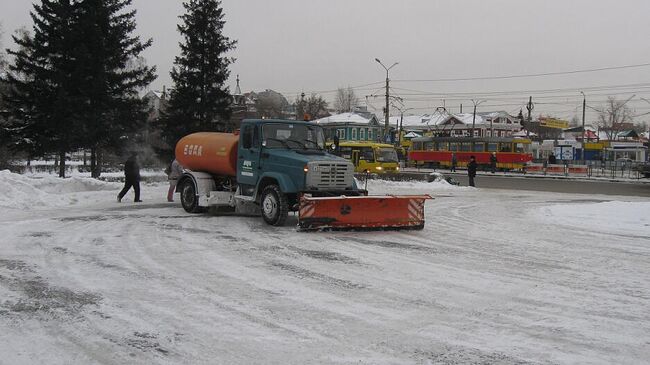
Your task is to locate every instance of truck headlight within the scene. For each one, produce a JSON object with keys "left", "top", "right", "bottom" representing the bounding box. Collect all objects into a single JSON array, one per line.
[{"left": 375, "top": 166, "right": 383, "bottom": 171}]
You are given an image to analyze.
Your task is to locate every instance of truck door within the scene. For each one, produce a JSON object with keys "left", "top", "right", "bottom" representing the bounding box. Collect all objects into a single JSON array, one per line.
[{"left": 238, "top": 123, "right": 260, "bottom": 187}]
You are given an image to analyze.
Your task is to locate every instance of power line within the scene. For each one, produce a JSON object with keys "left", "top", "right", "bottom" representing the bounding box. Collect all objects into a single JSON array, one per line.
[
  {"left": 392, "top": 62, "right": 650, "bottom": 83},
  {"left": 389, "top": 82, "right": 650, "bottom": 97},
  {"left": 277, "top": 81, "right": 384, "bottom": 97}
]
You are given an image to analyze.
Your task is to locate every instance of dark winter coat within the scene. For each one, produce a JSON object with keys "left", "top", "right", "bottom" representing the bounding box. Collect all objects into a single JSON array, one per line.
[
  {"left": 548, "top": 154, "right": 557, "bottom": 164},
  {"left": 124, "top": 156, "right": 141, "bottom": 181},
  {"left": 490, "top": 154, "right": 497, "bottom": 166},
  {"left": 467, "top": 160, "right": 477, "bottom": 177}
]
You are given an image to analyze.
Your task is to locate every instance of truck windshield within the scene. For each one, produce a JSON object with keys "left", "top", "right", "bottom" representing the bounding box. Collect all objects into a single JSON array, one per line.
[
  {"left": 262, "top": 123, "right": 325, "bottom": 150},
  {"left": 376, "top": 147, "right": 398, "bottom": 163}
]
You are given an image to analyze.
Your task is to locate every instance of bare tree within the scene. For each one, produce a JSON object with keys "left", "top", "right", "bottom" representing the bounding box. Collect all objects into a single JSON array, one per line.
[
  {"left": 597, "top": 96, "right": 634, "bottom": 140},
  {"left": 333, "top": 87, "right": 359, "bottom": 113},
  {"left": 303, "top": 93, "right": 329, "bottom": 120}
]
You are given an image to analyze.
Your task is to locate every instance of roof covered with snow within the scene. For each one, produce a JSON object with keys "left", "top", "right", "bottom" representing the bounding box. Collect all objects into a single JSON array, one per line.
[
  {"left": 313, "top": 112, "right": 379, "bottom": 126},
  {"left": 389, "top": 110, "right": 517, "bottom": 130}
]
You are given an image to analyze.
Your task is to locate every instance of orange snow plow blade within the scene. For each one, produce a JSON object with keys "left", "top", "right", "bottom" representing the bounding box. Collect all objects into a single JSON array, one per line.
[{"left": 298, "top": 194, "right": 432, "bottom": 230}]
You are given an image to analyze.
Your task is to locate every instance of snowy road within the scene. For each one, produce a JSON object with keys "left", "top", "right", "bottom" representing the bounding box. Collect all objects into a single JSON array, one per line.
[{"left": 1, "top": 173, "right": 649, "bottom": 364}]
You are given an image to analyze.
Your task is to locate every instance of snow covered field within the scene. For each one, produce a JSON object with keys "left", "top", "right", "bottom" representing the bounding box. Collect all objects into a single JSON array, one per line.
[{"left": 1, "top": 170, "right": 649, "bottom": 364}]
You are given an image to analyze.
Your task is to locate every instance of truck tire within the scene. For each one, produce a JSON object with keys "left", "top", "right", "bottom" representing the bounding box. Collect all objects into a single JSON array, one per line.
[
  {"left": 260, "top": 185, "right": 288, "bottom": 226},
  {"left": 180, "top": 179, "right": 202, "bottom": 213}
]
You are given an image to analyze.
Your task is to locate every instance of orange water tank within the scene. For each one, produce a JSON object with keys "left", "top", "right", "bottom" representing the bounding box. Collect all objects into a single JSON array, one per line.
[{"left": 175, "top": 132, "right": 239, "bottom": 176}]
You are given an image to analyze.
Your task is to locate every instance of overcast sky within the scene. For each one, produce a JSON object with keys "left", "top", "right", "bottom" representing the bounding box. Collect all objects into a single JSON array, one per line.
[{"left": 2, "top": 0, "right": 650, "bottom": 123}]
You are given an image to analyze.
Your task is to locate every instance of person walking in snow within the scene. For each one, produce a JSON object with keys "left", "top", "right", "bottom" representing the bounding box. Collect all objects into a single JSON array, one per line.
[
  {"left": 166, "top": 159, "right": 184, "bottom": 202},
  {"left": 467, "top": 155, "right": 477, "bottom": 187},
  {"left": 117, "top": 152, "right": 142, "bottom": 203},
  {"left": 489, "top": 152, "right": 497, "bottom": 173},
  {"left": 450, "top": 153, "right": 457, "bottom": 172}
]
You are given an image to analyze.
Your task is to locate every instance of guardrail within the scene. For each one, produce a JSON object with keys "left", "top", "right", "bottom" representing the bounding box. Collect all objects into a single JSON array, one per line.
[
  {"left": 525, "top": 163, "right": 588, "bottom": 176},
  {"left": 525, "top": 161, "right": 648, "bottom": 179}
]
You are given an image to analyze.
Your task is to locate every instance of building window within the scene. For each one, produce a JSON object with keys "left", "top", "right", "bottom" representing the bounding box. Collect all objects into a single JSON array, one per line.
[
  {"left": 368, "top": 129, "right": 373, "bottom": 141},
  {"left": 360, "top": 128, "right": 365, "bottom": 140},
  {"left": 336, "top": 129, "right": 346, "bottom": 139},
  {"left": 351, "top": 128, "right": 357, "bottom": 140}
]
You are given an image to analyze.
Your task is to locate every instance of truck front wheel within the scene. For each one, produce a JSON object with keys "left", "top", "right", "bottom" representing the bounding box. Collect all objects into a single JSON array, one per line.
[
  {"left": 260, "top": 185, "right": 288, "bottom": 226},
  {"left": 180, "top": 179, "right": 202, "bottom": 213}
]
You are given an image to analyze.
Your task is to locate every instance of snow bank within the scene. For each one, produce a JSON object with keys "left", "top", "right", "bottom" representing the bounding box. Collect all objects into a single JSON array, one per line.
[
  {"left": 0, "top": 170, "right": 120, "bottom": 209},
  {"left": 534, "top": 201, "right": 650, "bottom": 236},
  {"left": 364, "top": 177, "right": 468, "bottom": 194}
]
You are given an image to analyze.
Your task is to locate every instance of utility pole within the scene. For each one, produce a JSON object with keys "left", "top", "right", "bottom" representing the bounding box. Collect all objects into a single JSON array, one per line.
[
  {"left": 526, "top": 96, "right": 534, "bottom": 138},
  {"left": 580, "top": 91, "right": 586, "bottom": 162},
  {"left": 399, "top": 113, "right": 404, "bottom": 146},
  {"left": 471, "top": 99, "right": 485, "bottom": 137},
  {"left": 392, "top": 105, "right": 413, "bottom": 147},
  {"left": 472, "top": 105, "right": 477, "bottom": 137},
  {"left": 375, "top": 58, "right": 398, "bottom": 142},
  {"left": 460, "top": 103, "right": 463, "bottom": 113}
]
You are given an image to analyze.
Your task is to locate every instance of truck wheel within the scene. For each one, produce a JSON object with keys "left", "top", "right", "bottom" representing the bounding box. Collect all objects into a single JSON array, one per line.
[
  {"left": 260, "top": 185, "right": 288, "bottom": 226},
  {"left": 180, "top": 179, "right": 202, "bottom": 213}
]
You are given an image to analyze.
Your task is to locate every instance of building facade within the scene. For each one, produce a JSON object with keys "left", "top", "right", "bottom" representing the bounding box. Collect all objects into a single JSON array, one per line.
[{"left": 313, "top": 110, "right": 382, "bottom": 142}]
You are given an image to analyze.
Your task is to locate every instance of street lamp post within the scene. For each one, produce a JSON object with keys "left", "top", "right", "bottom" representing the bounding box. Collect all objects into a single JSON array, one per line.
[
  {"left": 581, "top": 91, "right": 586, "bottom": 163},
  {"left": 375, "top": 58, "right": 398, "bottom": 142},
  {"left": 640, "top": 97, "right": 650, "bottom": 162}
]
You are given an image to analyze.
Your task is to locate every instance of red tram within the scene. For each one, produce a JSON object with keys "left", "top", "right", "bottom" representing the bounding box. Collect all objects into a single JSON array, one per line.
[{"left": 409, "top": 136, "right": 533, "bottom": 170}]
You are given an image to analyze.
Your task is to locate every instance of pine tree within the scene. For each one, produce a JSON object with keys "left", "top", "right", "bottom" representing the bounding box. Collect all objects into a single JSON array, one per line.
[
  {"left": 73, "top": 0, "right": 156, "bottom": 178},
  {"left": 160, "top": 0, "right": 236, "bottom": 151},
  {"left": 4, "top": 0, "right": 155, "bottom": 178},
  {"left": 5, "top": 1, "right": 84, "bottom": 177}
]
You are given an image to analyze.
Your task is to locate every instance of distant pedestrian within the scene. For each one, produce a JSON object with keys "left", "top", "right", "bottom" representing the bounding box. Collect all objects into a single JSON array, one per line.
[
  {"left": 548, "top": 153, "right": 557, "bottom": 165},
  {"left": 117, "top": 152, "right": 142, "bottom": 203},
  {"left": 166, "top": 159, "right": 184, "bottom": 202},
  {"left": 450, "top": 153, "right": 457, "bottom": 172},
  {"left": 490, "top": 152, "right": 497, "bottom": 173},
  {"left": 467, "top": 155, "right": 477, "bottom": 187}
]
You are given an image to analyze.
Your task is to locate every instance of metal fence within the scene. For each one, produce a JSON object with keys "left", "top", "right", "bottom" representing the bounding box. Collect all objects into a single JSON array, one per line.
[
  {"left": 585, "top": 160, "right": 648, "bottom": 179},
  {"left": 526, "top": 159, "right": 649, "bottom": 179}
]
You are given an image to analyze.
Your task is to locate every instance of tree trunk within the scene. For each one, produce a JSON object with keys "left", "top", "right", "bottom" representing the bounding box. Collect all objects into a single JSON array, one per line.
[
  {"left": 58, "top": 150, "right": 66, "bottom": 178},
  {"left": 94, "top": 149, "right": 102, "bottom": 178},
  {"left": 90, "top": 147, "right": 102, "bottom": 178},
  {"left": 90, "top": 148, "right": 96, "bottom": 177}
]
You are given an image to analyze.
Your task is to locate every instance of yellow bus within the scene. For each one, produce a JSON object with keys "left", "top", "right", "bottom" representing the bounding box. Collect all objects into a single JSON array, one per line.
[{"left": 330, "top": 141, "right": 400, "bottom": 173}]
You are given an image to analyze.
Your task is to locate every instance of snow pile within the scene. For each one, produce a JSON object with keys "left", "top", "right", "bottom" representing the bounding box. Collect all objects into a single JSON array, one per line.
[
  {"left": 534, "top": 201, "right": 650, "bottom": 236},
  {"left": 364, "top": 177, "right": 467, "bottom": 194},
  {"left": 0, "top": 170, "right": 120, "bottom": 209}
]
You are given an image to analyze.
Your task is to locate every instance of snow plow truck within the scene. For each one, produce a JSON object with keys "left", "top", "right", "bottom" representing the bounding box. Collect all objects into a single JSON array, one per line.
[{"left": 175, "top": 119, "right": 431, "bottom": 230}]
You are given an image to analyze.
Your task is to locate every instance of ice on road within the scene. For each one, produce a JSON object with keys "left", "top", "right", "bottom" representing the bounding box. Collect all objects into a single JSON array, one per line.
[{"left": 1, "top": 171, "right": 649, "bottom": 364}]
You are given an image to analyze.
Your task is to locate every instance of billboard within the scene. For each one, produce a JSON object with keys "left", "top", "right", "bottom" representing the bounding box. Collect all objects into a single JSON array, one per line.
[
  {"left": 539, "top": 118, "right": 569, "bottom": 129},
  {"left": 554, "top": 146, "right": 574, "bottom": 161}
]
